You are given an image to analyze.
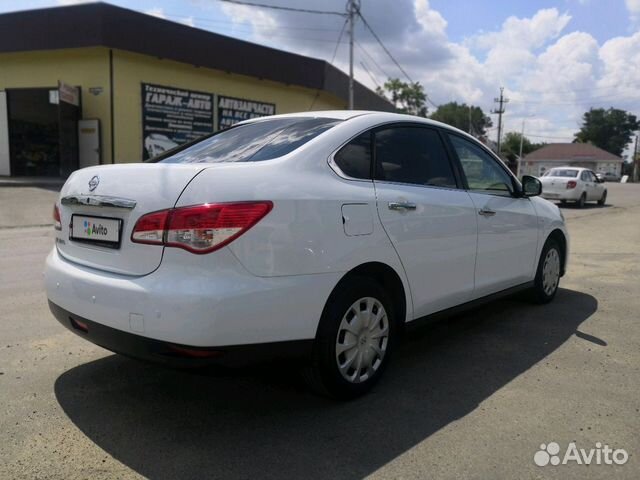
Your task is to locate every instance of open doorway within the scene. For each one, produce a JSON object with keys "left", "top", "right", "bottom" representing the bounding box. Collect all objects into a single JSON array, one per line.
[{"left": 6, "top": 87, "right": 79, "bottom": 177}]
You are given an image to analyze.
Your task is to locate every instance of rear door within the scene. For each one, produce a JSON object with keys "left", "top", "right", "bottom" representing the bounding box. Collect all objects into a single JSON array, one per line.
[
  {"left": 372, "top": 124, "right": 478, "bottom": 318},
  {"left": 446, "top": 133, "right": 539, "bottom": 297}
]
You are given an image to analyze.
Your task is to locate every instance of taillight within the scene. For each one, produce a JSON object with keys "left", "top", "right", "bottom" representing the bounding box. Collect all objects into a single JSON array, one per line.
[
  {"left": 131, "top": 210, "right": 168, "bottom": 245},
  {"left": 566, "top": 181, "right": 577, "bottom": 189},
  {"left": 53, "top": 204, "right": 61, "bottom": 230},
  {"left": 131, "top": 201, "right": 273, "bottom": 254}
]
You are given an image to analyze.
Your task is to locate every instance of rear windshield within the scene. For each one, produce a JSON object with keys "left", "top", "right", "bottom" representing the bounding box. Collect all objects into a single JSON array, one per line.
[
  {"left": 546, "top": 168, "right": 579, "bottom": 178},
  {"left": 154, "top": 117, "right": 341, "bottom": 164}
]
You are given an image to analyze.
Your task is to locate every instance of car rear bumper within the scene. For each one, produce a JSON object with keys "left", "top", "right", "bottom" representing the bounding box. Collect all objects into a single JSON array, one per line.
[
  {"left": 45, "top": 246, "right": 341, "bottom": 349},
  {"left": 49, "top": 300, "right": 313, "bottom": 367},
  {"left": 541, "top": 189, "right": 582, "bottom": 201}
]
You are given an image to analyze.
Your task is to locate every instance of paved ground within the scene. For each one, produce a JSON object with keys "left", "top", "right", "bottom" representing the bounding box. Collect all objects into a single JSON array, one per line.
[{"left": 0, "top": 183, "right": 639, "bottom": 479}]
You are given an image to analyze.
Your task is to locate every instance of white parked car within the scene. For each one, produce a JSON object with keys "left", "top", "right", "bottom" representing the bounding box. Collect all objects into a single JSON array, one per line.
[
  {"left": 46, "top": 111, "right": 569, "bottom": 398},
  {"left": 540, "top": 167, "right": 607, "bottom": 207}
]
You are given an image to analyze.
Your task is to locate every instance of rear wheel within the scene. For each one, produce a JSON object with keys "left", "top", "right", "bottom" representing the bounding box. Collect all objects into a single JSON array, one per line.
[
  {"left": 576, "top": 193, "right": 586, "bottom": 208},
  {"left": 530, "top": 238, "right": 562, "bottom": 304},
  {"left": 304, "top": 276, "right": 396, "bottom": 399},
  {"left": 598, "top": 190, "right": 607, "bottom": 206}
]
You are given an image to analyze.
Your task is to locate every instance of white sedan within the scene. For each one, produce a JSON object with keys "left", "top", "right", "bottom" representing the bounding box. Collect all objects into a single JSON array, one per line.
[
  {"left": 45, "top": 111, "right": 569, "bottom": 398},
  {"left": 540, "top": 166, "right": 607, "bottom": 207}
]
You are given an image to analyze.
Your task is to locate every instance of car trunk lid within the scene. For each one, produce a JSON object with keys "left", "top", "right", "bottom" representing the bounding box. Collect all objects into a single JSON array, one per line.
[{"left": 56, "top": 163, "right": 206, "bottom": 276}]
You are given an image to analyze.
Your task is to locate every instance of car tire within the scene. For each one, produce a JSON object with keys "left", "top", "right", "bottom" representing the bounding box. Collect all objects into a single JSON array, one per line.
[
  {"left": 560, "top": 200, "right": 567, "bottom": 205},
  {"left": 530, "top": 238, "right": 562, "bottom": 304},
  {"left": 304, "top": 276, "right": 396, "bottom": 399},
  {"left": 598, "top": 190, "right": 607, "bottom": 206},
  {"left": 577, "top": 193, "right": 586, "bottom": 208}
]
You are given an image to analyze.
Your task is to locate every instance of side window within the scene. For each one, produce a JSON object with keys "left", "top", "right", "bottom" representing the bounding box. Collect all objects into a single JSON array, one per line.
[
  {"left": 581, "top": 171, "right": 589, "bottom": 181},
  {"left": 448, "top": 134, "right": 514, "bottom": 195},
  {"left": 374, "top": 126, "right": 457, "bottom": 188},
  {"left": 333, "top": 131, "right": 372, "bottom": 179}
]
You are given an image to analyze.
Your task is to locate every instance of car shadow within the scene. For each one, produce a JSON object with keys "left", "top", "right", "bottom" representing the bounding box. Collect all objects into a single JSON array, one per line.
[{"left": 54, "top": 288, "right": 597, "bottom": 479}]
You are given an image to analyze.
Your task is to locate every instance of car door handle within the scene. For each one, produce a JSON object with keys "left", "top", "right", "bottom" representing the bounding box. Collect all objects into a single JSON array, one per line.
[
  {"left": 478, "top": 208, "right": 496, "bottom": 217},
  {"left": 388, "top": 202, "right": 417, "bottom": 211}
]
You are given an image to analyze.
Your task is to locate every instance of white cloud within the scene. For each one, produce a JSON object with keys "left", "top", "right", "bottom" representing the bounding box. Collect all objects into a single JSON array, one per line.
[
  {"left": 57, "top": 0, "right": 94, "bottom": 5},
  {"left": 210, "top": 1, "right": 639, "bottom": 147},
  {"left": 471, "top": 8, "right": 572, "bottom": 51},
  {"left": 145, "top": 7, "right": 166, "bottom": 19},
  {"left": 626, "top": 0, "right": 640, "bottom": 23}
]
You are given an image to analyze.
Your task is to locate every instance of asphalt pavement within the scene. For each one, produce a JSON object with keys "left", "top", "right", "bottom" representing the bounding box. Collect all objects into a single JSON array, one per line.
[{"left": 0, "top": 182, "right": 639, "bottom": 479}]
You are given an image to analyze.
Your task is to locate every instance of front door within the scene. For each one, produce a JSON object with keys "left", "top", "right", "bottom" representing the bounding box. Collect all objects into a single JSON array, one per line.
[
  {"left": 373, "top": 125, "right": 478, "bottom": 318},
  {"left": 446, "top": 133, "right": 540, "bottom": 298}
]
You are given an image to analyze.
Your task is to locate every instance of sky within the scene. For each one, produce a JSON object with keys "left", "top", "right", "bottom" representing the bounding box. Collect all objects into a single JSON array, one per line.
[{"left": 2, "top": 0, "right": 640, "bottom": 156}]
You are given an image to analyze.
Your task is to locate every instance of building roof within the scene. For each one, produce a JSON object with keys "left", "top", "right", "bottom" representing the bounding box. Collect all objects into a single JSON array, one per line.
[
  {"left": 525, "top": 143, "right": 623, "bottom": 162},
  {"left": 0, "top": 2, "right": 394, "bottom": 112}
]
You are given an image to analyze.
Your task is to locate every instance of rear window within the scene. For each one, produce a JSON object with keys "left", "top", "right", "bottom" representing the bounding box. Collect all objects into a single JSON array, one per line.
[
  {"left": 547, "top": 168, "right": 579, "bottom": 178},
  {"left": 155, "top": 117, "right": 341, "bottom": 164}
]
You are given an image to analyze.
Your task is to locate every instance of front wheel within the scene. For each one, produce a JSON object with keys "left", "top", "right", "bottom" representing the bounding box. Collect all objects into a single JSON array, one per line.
[
  {"left": 304, "top": 276, "right": 396, "bottom": 399},
  {"left": 530, "top": 239, "right": 562, "bottom": 304},
  {"left": 598, "top": 190, "right": 607, "bottom": 206}
]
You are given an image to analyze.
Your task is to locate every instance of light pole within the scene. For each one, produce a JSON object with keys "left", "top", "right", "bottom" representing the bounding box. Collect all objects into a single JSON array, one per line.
[{"left": 517, "top": 115, "right": 535, "bottom": 179}]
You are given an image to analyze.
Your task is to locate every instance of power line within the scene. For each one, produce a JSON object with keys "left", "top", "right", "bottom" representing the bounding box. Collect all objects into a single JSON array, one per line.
[
  {"left": 359, "top": 60, "right": 381, "bottom": 89},
  {"left": 355, "top": 40, "right": 392, "bottom": 79},
  {"left": 357, "top": 12, "right": 413, "bottom": 83},
  {"left": 162, "top": 12, "right": 343, "bottom": 31},
  {"left": 217, "top": 0, "right": 346, "bottom": 16},
  {"left": 310, "top": 16, "right": 349, "bottom": 111},
  {"left": 330, "top": 18, "right": 349, "bottom": 64}
]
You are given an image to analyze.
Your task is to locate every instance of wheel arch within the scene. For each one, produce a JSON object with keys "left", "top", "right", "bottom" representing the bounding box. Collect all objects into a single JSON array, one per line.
[
  {"left": 547, "top": 228, "right": 567, "bottom": 276},
  {"left": 325, "top": 262, "right": 408, "bottom": 328}
]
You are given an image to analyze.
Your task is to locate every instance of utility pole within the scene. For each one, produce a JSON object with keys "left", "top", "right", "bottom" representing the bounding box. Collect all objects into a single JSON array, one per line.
[
  {"left": 633, "top": 134, "right": 639, "bottom": 182},
  {"left": 492, "top": 87, "right": 509, "bottom": 155},
  {"left": 347, "top": 0, "right": 360, "bottom": 110}
]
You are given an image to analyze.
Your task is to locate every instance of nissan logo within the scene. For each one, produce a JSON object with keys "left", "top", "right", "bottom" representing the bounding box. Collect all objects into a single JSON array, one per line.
[{"left": 88, "top": 175, "right": 100, "bottom": 192}]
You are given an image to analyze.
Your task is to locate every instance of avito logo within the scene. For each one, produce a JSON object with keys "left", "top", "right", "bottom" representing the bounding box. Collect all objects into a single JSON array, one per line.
[
  {"left": 534, "top": 442, "right": 629, "bottom": 467},
  {"left": 83, "top": 220, "right": 109, "bottom": 237}
]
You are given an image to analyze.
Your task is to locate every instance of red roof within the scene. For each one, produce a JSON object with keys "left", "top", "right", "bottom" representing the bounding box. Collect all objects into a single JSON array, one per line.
[{"left": 524, "top": 143, "right": 622, "bottom": 162}]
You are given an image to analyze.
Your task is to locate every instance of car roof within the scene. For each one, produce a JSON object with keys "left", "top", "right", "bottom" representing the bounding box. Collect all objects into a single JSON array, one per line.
[
  {"left": 238, "top": 110, "right": 473, "bottom": 136},
  {"left": 548, "top": 166, "right": 587, "bottom": 171}
]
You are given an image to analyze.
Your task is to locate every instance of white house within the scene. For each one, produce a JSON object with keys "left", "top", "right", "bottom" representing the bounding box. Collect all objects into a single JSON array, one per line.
[{"left": 521, "top": 143, "right": 623, "bottom": 177}]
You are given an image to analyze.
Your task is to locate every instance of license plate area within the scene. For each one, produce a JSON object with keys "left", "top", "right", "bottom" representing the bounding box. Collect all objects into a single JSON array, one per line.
[{"left": 70, "top": 215, "right": 123, "bottom": 249}]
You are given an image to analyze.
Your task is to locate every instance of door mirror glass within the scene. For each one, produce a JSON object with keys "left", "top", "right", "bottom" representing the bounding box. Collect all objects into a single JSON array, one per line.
[{"left": 522, "top": 175, "right": 542, "bottom": 197}]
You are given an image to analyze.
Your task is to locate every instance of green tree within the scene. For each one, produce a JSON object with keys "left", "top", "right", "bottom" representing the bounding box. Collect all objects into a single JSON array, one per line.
[
  {"left": 430, "top": 101, "right": 493, "bottom": 136},
  {"left": 377, "top": 78, "right": 428, "bottom": 117},
  {"left": 575, "top": 108, "right": 639, "bottom": 157},
  {"left": 501, "top": 131, "right": 545, "bottom": 162}
]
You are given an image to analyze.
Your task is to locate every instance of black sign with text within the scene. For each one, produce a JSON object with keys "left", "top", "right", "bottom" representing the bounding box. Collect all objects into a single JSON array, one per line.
[
  {"left": 217, "top": 95, "right": 276, "bottom": 130},
  {"left": 141, "top": 83, "right": 213, "bottom": 160}
]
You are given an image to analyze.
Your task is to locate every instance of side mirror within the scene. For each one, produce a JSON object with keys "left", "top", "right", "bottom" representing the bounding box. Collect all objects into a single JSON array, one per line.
[{"left": 522, "top": 175, "right": 542, "bottom": 197}]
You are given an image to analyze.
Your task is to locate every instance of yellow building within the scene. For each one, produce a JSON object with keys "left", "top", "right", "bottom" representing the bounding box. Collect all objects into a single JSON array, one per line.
[{"left": 0, "top": 2, "right": 392, "bottom": 177}]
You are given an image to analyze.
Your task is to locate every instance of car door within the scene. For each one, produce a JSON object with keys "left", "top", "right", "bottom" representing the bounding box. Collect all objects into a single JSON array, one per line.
[
  {"left": 446, "top": 133, "right": 540, "bottom": 298},
  {"left": 372, "top": 124, "right": 478, "bottom": 318},
  {"left": 580, "top": 170, "right": 593, "bottom": 200},
  {"left": 587, "top": 170, "right": 603, "bottom": 200}
]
